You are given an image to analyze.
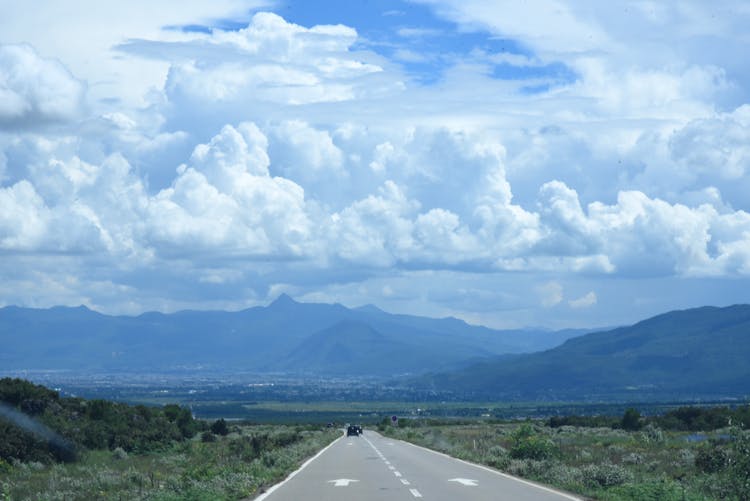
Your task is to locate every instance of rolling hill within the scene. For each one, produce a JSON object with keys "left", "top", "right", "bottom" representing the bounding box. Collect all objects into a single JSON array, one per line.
[
  {"left": 414, "top": 304, "right": 750, "bottom": 400},
  {"left": 0, "top": 295, "right": 585, "bottom": 376}
]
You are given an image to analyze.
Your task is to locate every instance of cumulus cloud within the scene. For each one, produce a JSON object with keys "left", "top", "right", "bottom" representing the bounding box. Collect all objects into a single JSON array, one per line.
[
  {"left": 1, "top": 5, "right": 750, "bottom": 327},
  {"left": 146, "top": 123, "right": 313, "bottom": 258},
  {"left": 0, "top": 44, "right": 85, "bottom": 127},
  {"left": 116, "top": 11, "right": 387, "bottom": 136},
  {"left": 670, "top": 104, "right": 750, "bottom": 180},
  {"left": 0, "top": 180, "right": 48, "bottom": 250}
]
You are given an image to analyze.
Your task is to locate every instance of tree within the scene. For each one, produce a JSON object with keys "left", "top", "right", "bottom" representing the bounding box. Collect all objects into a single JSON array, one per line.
[
  {"left": 621, "top": 408, "right": 642, "bottom": 431},
  {"left": 210, "top": 418, "right": 229, "bottom": 436}
]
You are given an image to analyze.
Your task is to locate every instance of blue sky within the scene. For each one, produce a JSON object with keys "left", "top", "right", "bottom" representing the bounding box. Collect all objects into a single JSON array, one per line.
[{"left": 1, "top": 0, "right": 750, "bottom": 329}]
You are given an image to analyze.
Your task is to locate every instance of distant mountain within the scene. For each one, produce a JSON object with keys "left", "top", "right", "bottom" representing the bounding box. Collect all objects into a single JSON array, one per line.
[
  {"left": 0, "top": 296, "right": 585, "bottom": 376},
  {"left": 272, "top": 320, "right": 495, "bottom": 376},
  {"left": 414, "top": 305, "right": 750, "bottom": 400}
]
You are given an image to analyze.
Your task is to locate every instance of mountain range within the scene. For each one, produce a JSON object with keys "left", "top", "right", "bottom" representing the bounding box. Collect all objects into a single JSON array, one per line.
[
  {"left": 0, "top": 295, "right": 586, "bottom": 376},
  {"left": 414, "top": 304, "right": 750, "bottom": 400}
]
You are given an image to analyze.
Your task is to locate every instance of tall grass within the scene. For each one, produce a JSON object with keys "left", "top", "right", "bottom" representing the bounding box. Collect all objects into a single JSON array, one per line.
[
  {"left": 0, "top": 424, "right": 338, "bottom": 501},
  {"left": 383, "top": 421, "right": 745, "bottom": 500}
]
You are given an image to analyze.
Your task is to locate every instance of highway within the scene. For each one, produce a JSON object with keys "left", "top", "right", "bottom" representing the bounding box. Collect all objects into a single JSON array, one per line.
[{"left": 254, "top": 430, "right": 582, "bottom": 501}]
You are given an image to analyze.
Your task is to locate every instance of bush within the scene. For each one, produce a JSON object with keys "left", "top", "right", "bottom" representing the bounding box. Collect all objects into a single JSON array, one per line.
[
  {"left": 485, "top": 445, "right": 509, "bottom": 469},
  {"left": 620, "top": 408, "right": 642, "bottom": 431},
  {"left": 210, "top": 419, "right": 229, "bottom": 436},
  {"left": 510, "top": 424, "right": 557, "bottom": 460},
  {"left": 582, "top": 462, "right": 633, "bottom": 487},
  {"left": 611, "top": 480, "right": 684, "bottom": 500},
  {"left": 201, "top": 431, "right": 217, "bottom": 443},
  {"left": 695, "top": 444, "right": 729, "bottom": 473},
  {"left": 641, "top": 423, "right": 664, "bottom": 443},
  {"left": 728, "top": 429, "right": 750, "bottom": 499}
]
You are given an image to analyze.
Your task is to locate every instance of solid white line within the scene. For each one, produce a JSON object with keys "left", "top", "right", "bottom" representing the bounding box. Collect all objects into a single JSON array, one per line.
[
  {"left": 409, "top": 488, "right": 422, "bottom": 498},
  {"left": 254, "top": 435, "right": 343, "bottom": 500},
  {"left": 394, "top": 437, "right": 583, "bottom": 501}
]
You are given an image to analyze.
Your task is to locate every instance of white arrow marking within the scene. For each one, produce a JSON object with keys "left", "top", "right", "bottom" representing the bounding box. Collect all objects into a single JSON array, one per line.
[
  {"left": 449, "top": 478, "right": 478, "bottom": 486},
  {"left": 328, "top": 479, "right": 359, "bottom": 487}
]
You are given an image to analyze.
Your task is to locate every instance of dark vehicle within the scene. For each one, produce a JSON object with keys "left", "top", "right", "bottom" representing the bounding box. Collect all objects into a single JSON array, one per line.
[
  {"left": 346, "top": 425, "right": 360, "bottom": 436},
  {"left": 356, "top": 425, "right": 363, "bottom": 435}
]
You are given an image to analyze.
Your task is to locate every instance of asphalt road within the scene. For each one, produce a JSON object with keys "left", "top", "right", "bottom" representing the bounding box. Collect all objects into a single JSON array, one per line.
[{"left": 254, "top": 430, "right": 582, "bottom": 501}]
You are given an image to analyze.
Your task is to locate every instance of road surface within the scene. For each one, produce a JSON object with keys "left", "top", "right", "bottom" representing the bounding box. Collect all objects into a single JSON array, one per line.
[{"left": 254, "top": 430, "right": 582, "bottom": 501}]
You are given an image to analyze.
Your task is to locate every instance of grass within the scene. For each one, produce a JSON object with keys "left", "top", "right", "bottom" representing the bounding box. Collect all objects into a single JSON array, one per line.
[
  {"left": 381, "top": 420, "right": 746, "bottom": 500},
  {"left": 0, "top": 424, "right": 339, "bottom": 501}
]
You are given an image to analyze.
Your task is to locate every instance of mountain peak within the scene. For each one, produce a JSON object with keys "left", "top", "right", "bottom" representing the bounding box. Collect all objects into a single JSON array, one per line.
[
  {"left": 269, "top": 293, "right": 297, "bottom": 308},
  {"left": 355, "top": 304, "right": 385, "bottom": 314}
]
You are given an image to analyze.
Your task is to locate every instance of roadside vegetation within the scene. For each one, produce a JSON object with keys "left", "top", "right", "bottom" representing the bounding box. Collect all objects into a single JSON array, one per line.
[
  {"left": 380, "top": 406, "right": 750, "bottom": 501},
  {"left": 0, "top": 378, "right": 338, "bottom": 500}
]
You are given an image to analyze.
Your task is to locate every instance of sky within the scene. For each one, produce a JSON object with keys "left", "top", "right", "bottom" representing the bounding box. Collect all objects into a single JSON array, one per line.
[{"left": 1, "top": 1, "right": 750, "bottom": 329}]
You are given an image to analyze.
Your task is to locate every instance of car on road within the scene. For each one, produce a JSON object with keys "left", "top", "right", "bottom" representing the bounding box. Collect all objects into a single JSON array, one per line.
[{"left": 346, "top": 425, "right": 360, "bottom": 436}]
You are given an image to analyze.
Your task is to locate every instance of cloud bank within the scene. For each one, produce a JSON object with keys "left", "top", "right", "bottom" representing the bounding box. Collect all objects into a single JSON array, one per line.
[{"left": 1, "top": 4, "right": 749, "bottom": 327}]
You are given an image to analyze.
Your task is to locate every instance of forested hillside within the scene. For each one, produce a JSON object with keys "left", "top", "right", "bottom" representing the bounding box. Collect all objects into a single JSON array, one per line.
[{"left": 0, "top": 378, "right": 197, "bottom": 463}]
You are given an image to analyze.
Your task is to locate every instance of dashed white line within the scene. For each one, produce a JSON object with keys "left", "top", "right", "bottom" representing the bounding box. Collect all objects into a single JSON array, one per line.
[
  {"left": 409, "top": 488, "right": 423, "bottom": 498},
  {"left": 395, "top": 437, "right": 583, "bottom": 501},
  {"left": 400, "top": 479, "right": 411, "bottom": 485},
  {"left": 394, "top": 471, "right": 402, "bottom": 477},
  {"left": 388, "top": 465, "right": 395, "bottom": 470}
]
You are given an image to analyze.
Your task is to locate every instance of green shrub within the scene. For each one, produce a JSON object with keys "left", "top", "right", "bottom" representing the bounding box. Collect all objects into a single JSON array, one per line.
[
  {"left": 210, "top": 419, "right": 229, "bottom": 436},
  {"left": 620, "top": 408, "right": 642, "bottom": 431},
  {"left": 582, "top": 462, "right": 633, "bottom": 487},
  {"left": 728, "top": 429, "right": 750, "bottom": 500},
  {"left": 610, "top": 479, "right": 684, "bottom": 501},
  {"left": 510, "top": 424, "right": 557, "bottom": 460},
  {"left": 694, "top": 444, "right": 729, "bottom": 473}
]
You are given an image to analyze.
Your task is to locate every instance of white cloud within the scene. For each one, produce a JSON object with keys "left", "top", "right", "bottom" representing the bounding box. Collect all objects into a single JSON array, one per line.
[
  {"left": 0, "top": 180, "right": 48, "bottom": 250},
  {"left": 0, "top": 44, "right": 85, "bottom": 127},
  {"left": 569, "top": 291, "right": 597, "bottom": 309},
  {"left": 0, "top": 0, "right": 272, "bottom": 109},
  {"left": 415, "top": 0, "right": 612, "bottom": 56},
  {"left": 670, "top": 104, "right": 750, "bottom": 180},
  {"left": 267, "top": 120, "right": 345, "bottom": 199},
  {"left": 0, "top": 5, "right": 749, "bottom": 327},
  {"left": 537, "top": 281, "right": 563, "bottom": 307},
  {"left": 146, "top": 123, "right": 313, "bottom": 258},
  {"left": 135, "top": 11, "right": 385, "bottom": 119}
]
